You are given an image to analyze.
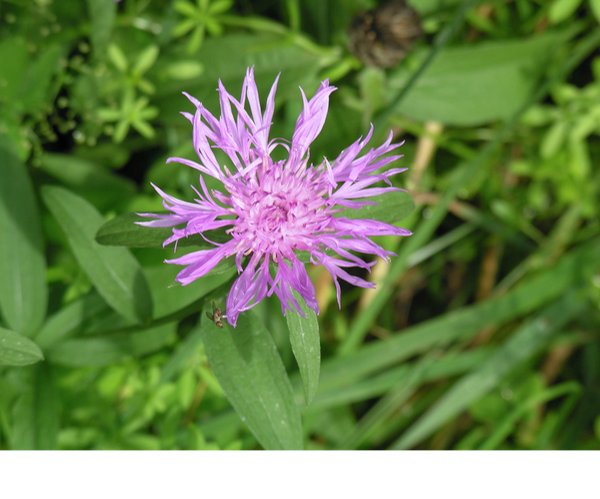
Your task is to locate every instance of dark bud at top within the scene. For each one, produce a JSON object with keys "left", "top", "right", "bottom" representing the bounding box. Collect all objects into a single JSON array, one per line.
[{"left": 348, "top": 0, "right": 423, "bottom": 68}]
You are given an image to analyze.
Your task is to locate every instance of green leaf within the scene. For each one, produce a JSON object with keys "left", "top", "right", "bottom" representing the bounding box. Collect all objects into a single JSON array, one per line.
[
  {"left": 42, "top": 186, "right": 153, "bottom": 323},
  {"left": 165, "top": 61, "right": 205, "bottom": 80},
  {"left": 131, "top": 119, "right": 155, "bottom": 139},
  {"left": 144, "top": 264, "right": 236, "bottom": 319},
  {"left": 159, "top": 324, "right": 204, "bottom": 384},
  {"left": 208, "top": 0, "right": 234, "bottom": 15},
  {"left": 11, "top": 363, "right": 58, "bottom": 450},
  {"left": 113, "top": 120, "right": 130, "bottom": 143},
  {"left": 540, "top": 120, "right": 568, "bottom": 159},
  {"left": 318, "top": 237, "right": 600, "bottom": 393},
  {"left": 86, "top": 0, "right": 116, "bottom": 56},
  {"left": 46, "top": 322, "right": 176, "bottom": 367},
  {"left": 200, "top": 308, "right": 303, "bottom": 450},
  {"left": 0, "top": 140, "right": 47, "bottom": 336},
  {"left": 95, "top": 211, "right": 229, "bottom": 248},
  {"left": 153, "top": 34, "right": 323, "bottom": 126},
  {"left": 392, "top": 291, "right": 586, "bottom": 449},
  {"left": 591, "top": 0, "right": 600, "bottom": 23},
  {"left": 97, "top": 108, "right": 122, "bottom": 121},
  {"left": 0, "top": 37, "right": 29, "bottom": 103},
  {"left": 174, "top": 0, "right": 199, "bottom": 17},
  {"left": 0, "top": 327, "right": 44, "bottom": 366},
  {"left": 204, "top": 16, "right": 224, "bottom": 37},
  {"left": 187, "top": 25, "right": 206, "bottom": 54},
  {"left": 390, "top": 33, "right": 569, "bottom": 126},
  {"left": 133, "top": 45, "right": 160, "bottom": 76},
  {"left": 35, "top": 293, "right": 109, "bottom": 350},
  {"left": 174, "top": 18, "right": 198, "bottom": 37},
  {"left": 286, "top": 292, "right": 320, "bottom": 406},
  {"left": 335, "top": 190, "right": 414, "bottom": 225},
  {"left": 107, "top": 44, "right": 128, "bottom": 72},
  {"left": 40, "top": 153, "right": 136, "bottom": 211},
  {"left": 18, "top": 44, "right": 62, "bottom": 113},
  {"left": 549, "top": 0, "right": 583, "bottom": 23}
]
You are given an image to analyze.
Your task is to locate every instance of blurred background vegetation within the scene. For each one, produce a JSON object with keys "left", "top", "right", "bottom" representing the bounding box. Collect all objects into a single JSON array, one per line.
[{"left": 0, "top": 0, "right": 599, "bottom": 450}]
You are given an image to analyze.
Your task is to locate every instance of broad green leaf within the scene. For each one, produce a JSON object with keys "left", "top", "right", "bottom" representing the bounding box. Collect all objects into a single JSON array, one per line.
[
  {"left": 86, "top": 0, "right": 116, "bottom": 56},
  {"left": 46, "top": 322, "right": 176, "bottom": 367},
  {"left": 200, "top": 308, "right": 303, "bottom": 450},
  {"left": 392, "top": 292, "right": 586, "bottom": 449},
  {"left": 286, "top": 293, "right": 320, "bottom": 406},
  {"left": 0, "top": 140, "right": 47, "bottom": 336},
  {"left": 0, "top": 327, "right": 44, "bottom": 366},
  {"left": 11, "top": 363, "right": 58, "bottom": 450},
  {"left": 390, "top": 33, "right": 568, "bottom": 126},
  {"left": 144, "top": 264, "right": 236, "bottom": 319},
  {"left": 40, "top": 154, "right": 136, "bottom": 211},
  {"left": 95, "top": 212, "right": 228, "bottom": 248},
  {"left": 549, "top": 0, "right": 583, "bottom": 23},
  {"left": 335, "top": 190, "right": 414, "bottom": 225},
  {"left": 35, "top": 293, "right": 109, "bottom": 350},
  {"left": 42, "top": 186, "right": 153, "bottom": 323}
]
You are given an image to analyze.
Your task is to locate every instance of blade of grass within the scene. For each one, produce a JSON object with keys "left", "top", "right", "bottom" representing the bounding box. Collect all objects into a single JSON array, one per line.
[
  {"left": 391, "top": 291, "right": 587, "bottom": 449},
  {"left": 479, "top": 381, "right": 582, "bottom": 450},
  {"left": 340, "top": 29, "right": 600, "bottom": 355},
  {"left": 323, "top": 237, "right": 599, "bottom": 392},
  {"left": 337, "top": 354, "right": 438, "bottom": 450},
  {"left": 307, "top": 348, "right": 492, "bottom": 412}
]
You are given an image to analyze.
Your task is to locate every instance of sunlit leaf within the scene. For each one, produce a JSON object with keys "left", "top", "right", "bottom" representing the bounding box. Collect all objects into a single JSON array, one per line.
[
  {"left": 201, "top": 308, "right": 303, "bottom": 450},
  {"left": 0, "top": 327, "right": 44, "bottom": 366}
]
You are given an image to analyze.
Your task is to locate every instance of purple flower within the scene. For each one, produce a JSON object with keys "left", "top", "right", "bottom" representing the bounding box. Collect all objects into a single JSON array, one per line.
[{"left": 138, "top": 68, "right": 411, "bottom": 326}]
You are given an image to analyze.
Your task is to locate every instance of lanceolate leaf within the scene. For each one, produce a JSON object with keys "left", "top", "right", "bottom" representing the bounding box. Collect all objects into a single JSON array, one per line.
[
  {"left": 35, "top": 293, "right": 109, "bottom": 350},
  {"left": 201, "top": 307, "right": 303, "bottom": 450},
  {"left": 46, "top": 322, "right": 176, "bottom": 367},
  {"left": 0, "top": 139, "right": 47, "bottom": 336},
  {"left": 11, "top": 363, "right": 59, "bottom": 450},
  {"left": 0, "top": 327, "right": 44, "bottom": 366},
  {"left": 40, "top": 154, "right": 136, "bottom": 211},
  {"left": 95, "top": 212, "right": 229, "bottom": 248},
  {"left": 42, "top": 186, "right": 153, "bottom": 323},
  {"left": 286, "top": 292, "right": 321, "bottom": 406}
]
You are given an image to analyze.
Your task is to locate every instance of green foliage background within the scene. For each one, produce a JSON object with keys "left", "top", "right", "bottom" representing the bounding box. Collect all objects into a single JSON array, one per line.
[{"left": 0, "top": 0, "right": 599, "bottom": 450}]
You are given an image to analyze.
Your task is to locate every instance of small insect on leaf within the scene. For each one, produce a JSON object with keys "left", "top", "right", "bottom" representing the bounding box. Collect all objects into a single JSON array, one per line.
[{"left": 206, "top": 301, "right": 223, "bottom": 328}]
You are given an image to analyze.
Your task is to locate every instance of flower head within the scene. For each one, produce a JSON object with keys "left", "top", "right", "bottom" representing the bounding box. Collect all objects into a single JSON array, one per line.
[{"left": 138, "top": 68, "right": 411, "bottom": 326}]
